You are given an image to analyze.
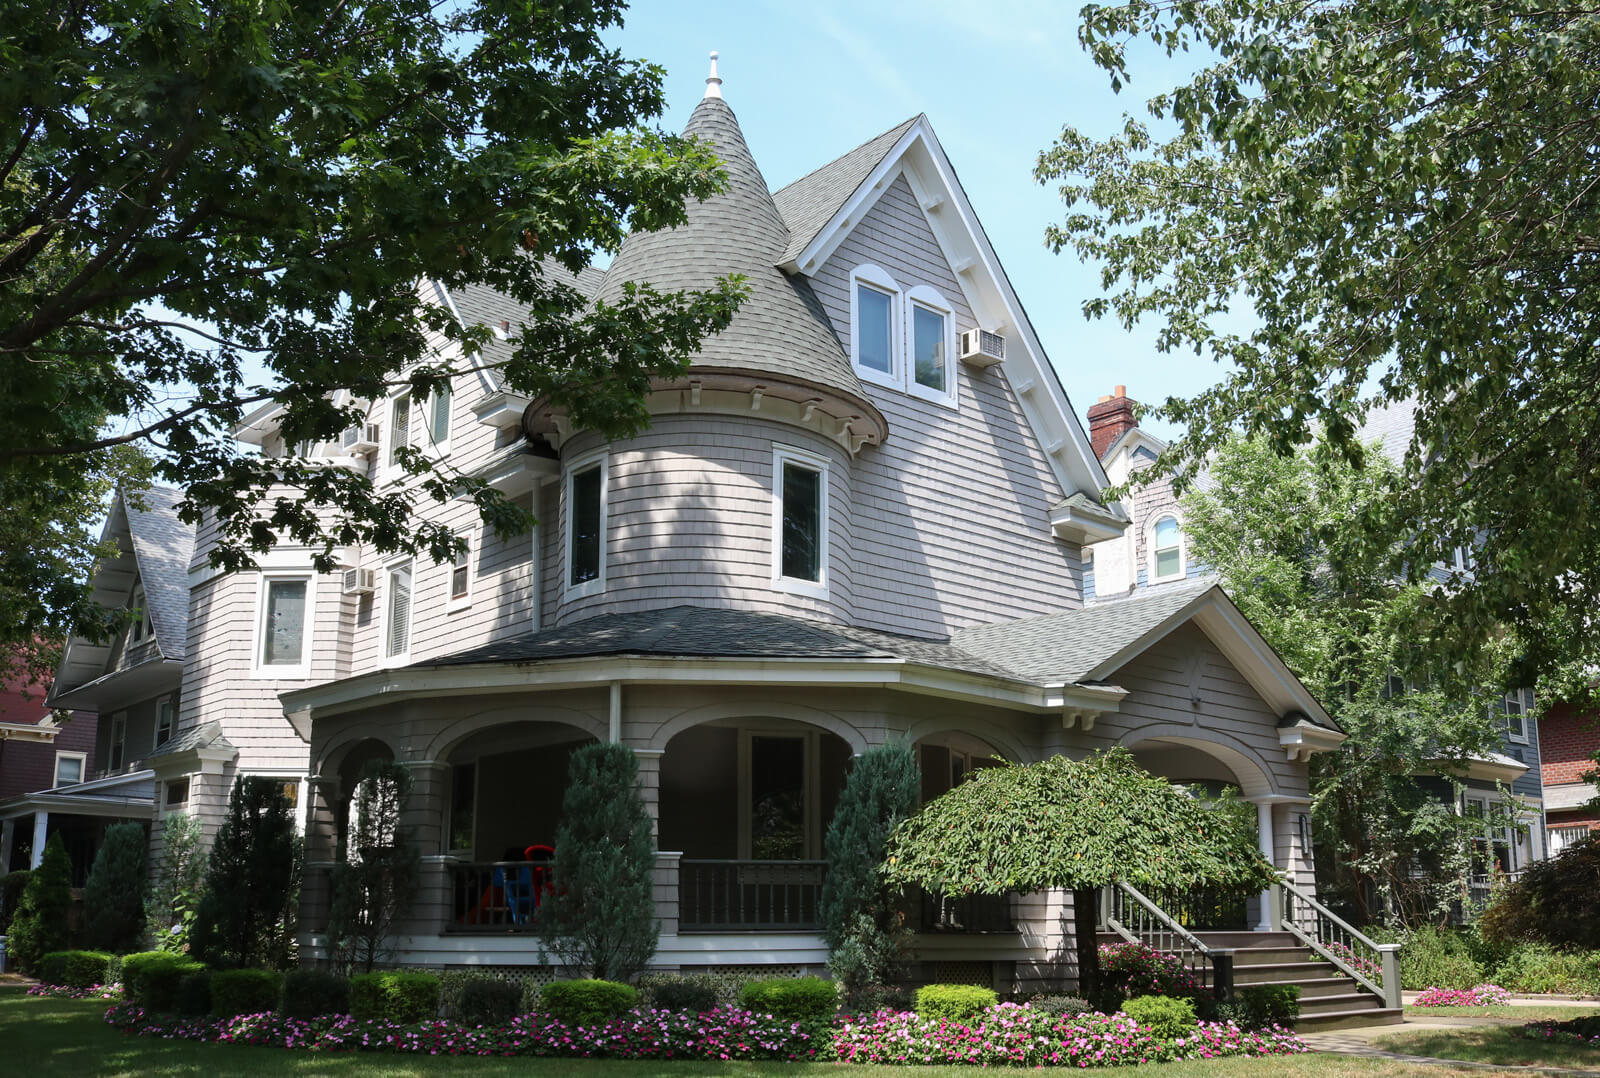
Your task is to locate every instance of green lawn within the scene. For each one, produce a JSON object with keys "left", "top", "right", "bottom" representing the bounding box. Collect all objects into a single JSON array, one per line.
[
  {"left": 0, "top": 987, "right": 1554, "bottom": 1078},
  {"left": 1403, "top": 1003, "right": 1600, "bottom": 1023},
  {"left": 1375, "top": 1025, "right": 1600, "bottom": 1071}
]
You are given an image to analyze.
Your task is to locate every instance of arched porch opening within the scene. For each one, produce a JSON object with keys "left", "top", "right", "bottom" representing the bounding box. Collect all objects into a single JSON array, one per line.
[
  {"left": 912, "top": 730, "right": 1020, "bottom": 934},
  {"left": 914, "top": 729, "right": 1016, "bottom": 804}
]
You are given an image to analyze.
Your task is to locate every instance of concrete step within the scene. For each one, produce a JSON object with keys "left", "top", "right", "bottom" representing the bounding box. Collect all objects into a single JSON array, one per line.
[
  {"left": 1298, "top": 992, "right": 1388, "bottom": 1016},
  {"left": 1293, "top": 1007, "right": 1404, "bottom": 1032}
]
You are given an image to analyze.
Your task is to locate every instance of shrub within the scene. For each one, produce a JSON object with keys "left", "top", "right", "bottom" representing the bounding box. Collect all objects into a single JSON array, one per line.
[
  {"left": 538, "top": 979, "right": 639, "bottom": 1027},
  {"left": 1030, "top": 994, "right": 1094, "bottom": 1018},
  {"left": 348, "top": 971, "right": 441, "bottom": 1023},
  {"left": 638, "top": 973, "right": 720, "bottom": 1014},
  {"left": 738, "top": 976, "right": 838, "bottom": 1024},
  {"left": 1237, "top": 983, "right": 1300, "bottom": 1028},
  {"left": 6, "top": 834, "right": 71, "bottom": 973},
  {"left": 328, "top": 760, "right": 419, "bottom": 974},
  {"left": 458, "top": 976, "right": 523, "bottom": 1026},
  {"left": 121, "top": 950, "right": 205, "bottom": 1010},
  {"left": 914, "top": 983, "right": 999, "bottom": 1023},
  {"left": 1492, "top": 944, "right": 1600, "bottom": 996},
  {"left": 39, "top": 950, "right": 112, "bottom": 988},
  {"left": 0, "top": 870, "right": 30, "bottom": 935},
  {"left": 211, "top": 968, "right": 282, "bottom": 1016},
  {"left": 1480, "top": 832, "right": 1600, "bottom": 952},
  {"left": 83, "top": 821, "right": 147, "bottom": 953},
  {"left": 277, "top": 968, "right": 350, "bottom": 1018},
  {"left": 1099, "top": 941, "right": 1205, "bottom": 1000},
  {"left": 190, "top": 777, "right": 300, "bottom": 970},
  {"left": 1122, "top": 994, "right": 1198, "bottom": 1038},
  {"left": 176, "top": 972, "right": 213, "bottom": 1016},
  {"left": 538, "top": 744, "right": 658, "bottom": 981},
  {"left": 1399, "top": 926, "right": 1484, "bottom": 990}
]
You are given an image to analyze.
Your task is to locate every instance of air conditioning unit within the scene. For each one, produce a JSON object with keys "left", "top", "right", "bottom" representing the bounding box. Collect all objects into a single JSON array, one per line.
[
  {"left": 958, "top": 328, "right": 1006, "bottom": 367},
  {"left": 341, "top": 422, "right": 382, "bottom": 455},
  {"left": 341, "top": 567, "right": 376, "bottom": 595}
]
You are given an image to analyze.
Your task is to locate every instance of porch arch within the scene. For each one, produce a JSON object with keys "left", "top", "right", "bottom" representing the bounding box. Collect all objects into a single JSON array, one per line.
[
  {"left": 647, "top": 700, "right": 869, "bottom": 755},
  {"left": 1116, "top": 724, "right": 1278, "bottom": 798},
  {"left": 904, "top": 718, "right": 1031, "bottom": 765},
  {"left": 424, "top": 703, "right": 607, "bottom": 761}
]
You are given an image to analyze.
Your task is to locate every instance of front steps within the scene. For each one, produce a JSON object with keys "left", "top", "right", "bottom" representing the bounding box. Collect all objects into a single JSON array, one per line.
[{"left": 1100, "top": 930, "right": 1403, "bottom": 1032}]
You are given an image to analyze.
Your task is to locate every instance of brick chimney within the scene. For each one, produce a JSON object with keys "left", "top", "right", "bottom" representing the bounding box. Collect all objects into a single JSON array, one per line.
[{"left": 1086, "top": 385, "right": 1137, "bottom": 461}]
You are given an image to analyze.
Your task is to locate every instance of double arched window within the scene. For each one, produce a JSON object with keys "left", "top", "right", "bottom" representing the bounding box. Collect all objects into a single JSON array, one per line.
[{"left": 849, "top": 265, "right": 957, "bottom": 407}]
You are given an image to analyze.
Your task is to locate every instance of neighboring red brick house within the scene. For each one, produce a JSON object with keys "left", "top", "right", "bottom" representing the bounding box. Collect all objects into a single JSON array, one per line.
[
  {"left": 0, "top": 665, "right": 100, "bottom": 871},
  {"left": 1540, "top": 700, "right": 1599, "bottom": 854}
]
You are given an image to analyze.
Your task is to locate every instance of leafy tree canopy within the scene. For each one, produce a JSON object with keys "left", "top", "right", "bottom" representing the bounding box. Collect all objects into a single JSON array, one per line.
[
  {"left": 0, "top": 0, "right": 743, "bottom": 664},
  {"left": 1039, "top": 0, "right": 1600, "bottom": 671}
]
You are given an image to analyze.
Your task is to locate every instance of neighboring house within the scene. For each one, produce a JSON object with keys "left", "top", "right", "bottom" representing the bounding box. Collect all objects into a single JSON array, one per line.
[
  {"left": 45, "top": 66, "right": 1362, "bottom": 1002},
  {"left": 1081, "top": 388, "right": 1550, "bottom": 890},
  {"left": 0, "top": 665, "right": 99, "bottom": 874},
  {"left": 1539, "top": 701, "right": 1599, "bottom": 854}
]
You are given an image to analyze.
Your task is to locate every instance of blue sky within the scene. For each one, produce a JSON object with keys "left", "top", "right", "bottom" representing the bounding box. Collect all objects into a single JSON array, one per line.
[{"left": 604, "top": 0, "right": 1211, "bottom": 441}]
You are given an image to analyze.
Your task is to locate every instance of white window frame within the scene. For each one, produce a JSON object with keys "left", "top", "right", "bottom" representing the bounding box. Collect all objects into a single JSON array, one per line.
[
  {"left": 1149, "top": 514, "right": 1186, "bottom": 583},
  {"left": 421, "top": 379, "right": 453, "bottom": 457},
  {"left": 849, "top": 264, "right": 901, "bottom": 390},
  {"left": 252, "top": 571, "right": 317, "bottom": 680},
  {"left": 54, "top": 751, "right": 86, "bottom": 787},
  {"left": 562, "top": 449, "right": 608, "bottom": 600},
  {"left": 1502, "top": 687, "right": 1533, "bottom": 745},
  {"left": 903, "top": 284, "right": 958, "bottom": 408},
  {"left": 771, "top": 444, "right": 830, "bottom": 600},
  {"left": 380, "top": 557, "right": 415, "bottom": 667},
  {"left": 153, "top": 695, "right": 176, "bottom": 749},
  {"left": 384, "top": 389, "right": 413, "bottom": 482},
  {"left": 447, "top": 525, "right": 475, "bottom": 611}
]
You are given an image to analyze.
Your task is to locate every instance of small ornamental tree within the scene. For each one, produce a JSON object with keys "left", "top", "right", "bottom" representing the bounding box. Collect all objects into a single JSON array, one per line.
[
  {"left": 1479, "top": 831, "right": 1600, "bottom": 952},
  {"left": 7, "top": 832, "right": 73, "bottom": 973},
  {"left": 146, "top": 812, "right": 205, "bottom": 951},
  {"left": 538, "top": 742, "right": 657, "bottom": 981},
  {"left": 329, "top": 760, "right": 420, "bottom": 974},
  {"left": 83, "top": 821, "right": 148, "bottom": 952},
  {"left": 819, "top": 742, "right": 919, "bottom": 1001},
  {"left": 883, "top": 749, "right": 1274, "bottom": 998},
  {"left": 191, "top": 777, "right": 301, "bottom": 969}
]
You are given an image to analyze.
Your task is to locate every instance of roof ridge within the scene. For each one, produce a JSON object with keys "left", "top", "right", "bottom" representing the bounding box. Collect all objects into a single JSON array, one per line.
[{"left": 771, "top": 114, "right": 921, "bottom": 200}]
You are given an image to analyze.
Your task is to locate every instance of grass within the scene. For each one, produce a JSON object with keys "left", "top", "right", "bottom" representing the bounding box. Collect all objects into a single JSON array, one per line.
[
  {"left": 0, "top": 986, "right": 1559, "bottom": 1078},
  {"left": 1375, "top": 1025, "right": 1600, "bottom": 1071},
  {"left": 1403, "top": 1003, "right": 1600, "bottom": 1022}
]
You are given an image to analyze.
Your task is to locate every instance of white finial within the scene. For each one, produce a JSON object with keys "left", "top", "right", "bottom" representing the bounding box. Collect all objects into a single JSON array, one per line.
[{"left": 704, "top": 50, "right": 722, "bottom": 99}]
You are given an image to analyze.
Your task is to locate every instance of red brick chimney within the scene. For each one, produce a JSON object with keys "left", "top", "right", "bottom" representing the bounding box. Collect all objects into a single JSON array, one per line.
[{"left": 1086, "top": 385, "right": 1137, "bottom": 461}]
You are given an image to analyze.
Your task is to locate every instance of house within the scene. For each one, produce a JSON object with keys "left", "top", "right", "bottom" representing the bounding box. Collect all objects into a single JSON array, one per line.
[
  {"left": 1539, "top": 701, "right": 1599, "bottom": 854},
  {"left": 0, "top": 665, "right": 100, "bottom": 874},
  {"left": 45, "top": 62, "right": 1370, "bottom": 1006},
  {"left": 1080, "top": 388, "right": 1551, "bottom": 896}
]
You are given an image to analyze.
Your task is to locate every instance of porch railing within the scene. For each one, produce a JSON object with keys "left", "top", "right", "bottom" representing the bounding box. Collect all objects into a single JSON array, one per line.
[
  {"left": 447, "top": 861, "right": 553, "bottom": 932},
  {"left": 678, "top": 859, "right": 827, "bottom": 932},
  {"left": 1102, "top": 880, "right": 1233, "bottom": 997},
  {"left": 917, "top": 890, "right": 1016, "bottom": 933},
  {"left": 1278, "top": 876, "right": 1401, "bottom": 1009},
  {"left": 1144, "top": 884, "right": 1251, "bottom": 932}
]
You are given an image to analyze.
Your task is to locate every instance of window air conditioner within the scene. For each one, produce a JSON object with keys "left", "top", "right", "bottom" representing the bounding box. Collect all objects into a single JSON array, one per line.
[
  {"left": 958, "top": 328, "right": 1006, "bottom": 367},
  {"left": 342, "top": 423, "right": 382, "bottom": 455},
  {"left": 342, "top": 567, "right": 376, "bottom": 595}
]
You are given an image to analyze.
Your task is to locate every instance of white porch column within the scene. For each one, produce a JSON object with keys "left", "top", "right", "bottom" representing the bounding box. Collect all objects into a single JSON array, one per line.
[
  {"left": 1254, "top": 800, "right": 1275, "bottom": 932},
  {"left": 29, "top": 811, "right": 48, "bottom": 869},
  {"left": 0, "top": 817, "right": 13, "bottom": 873}
]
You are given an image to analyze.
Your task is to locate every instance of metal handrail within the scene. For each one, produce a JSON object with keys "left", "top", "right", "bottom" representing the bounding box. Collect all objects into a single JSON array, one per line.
[
  {"left": 1104, "top": 880, "right": 1230, "bottom": 994},
  {"left": 1277, "top": 876, "right": 1399, "bottom": 1006}
]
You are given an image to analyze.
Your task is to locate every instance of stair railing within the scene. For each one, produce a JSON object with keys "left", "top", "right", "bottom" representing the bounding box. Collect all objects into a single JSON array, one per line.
[
  {"left": 1102, "top": 880, "right": 1234, "bottom": 998},
  {"left": 1276, "top": 876, "right": 1402, "bottom": 1009}
]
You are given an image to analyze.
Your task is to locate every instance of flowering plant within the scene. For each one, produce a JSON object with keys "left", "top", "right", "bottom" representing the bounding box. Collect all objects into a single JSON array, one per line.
[
  {"left": 1099, "top": 941, "right": 1205, "bottom": 999},
  {"left": 1515, "top": 1018, "right": 1600, "bottom": 1047},
  {"left": 29, "top": 982, "right": 123, "bottom": 1000},
  {"left": 1412, "top": 984, "right": 1513, "bottom": 1008},
  {"left": 1321, "top": 941, "right": 1382, "bottom": 984}
]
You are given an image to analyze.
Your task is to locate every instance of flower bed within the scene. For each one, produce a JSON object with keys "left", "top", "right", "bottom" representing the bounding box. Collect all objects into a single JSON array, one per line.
[
  {"left": 1412, "top": 984, "right": 1513, "bottom": 1008},
  {"left": 1099, "top": 942, "right": 1205, "bottom": 999},
  {"left": 1515, "top": 1016, "right": 1600, "bottom": 1048},
  {"left": 28, "top": 982, "right": 123, "bottom": 1001}
]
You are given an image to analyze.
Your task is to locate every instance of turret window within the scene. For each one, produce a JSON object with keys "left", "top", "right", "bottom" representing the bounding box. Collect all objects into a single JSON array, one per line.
[
  {"left": 254, "top": 573, "right": 315, "bottom": 679},
  {"left": 772, "top": 445, "right": 829, "bottom": 599},
  {"left": 564, "top": 451, "right": 608, "bottom": 599}
]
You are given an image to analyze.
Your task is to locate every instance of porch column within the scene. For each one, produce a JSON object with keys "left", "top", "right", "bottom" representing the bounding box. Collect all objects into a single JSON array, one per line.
[
  {"left": 634, "top": 748, "right": 664, "bottom": 844},
  {"left": 29, "top": 811, "right": 47, "bottom": 869},
  {"left": 653, "top": 851, "right": 681, "bottom": 937},
  {"left": 1254, "top": 801, "right": 1275, "bottom": 932},
  {"left": 402, "top": 760, "right": 454, "bottom": 937},
  {"left": 299, "top": 775, "right": 341, "bottom": 947},
  {"left": 0, "top": 817, "right": 13, "bottom": 873}
]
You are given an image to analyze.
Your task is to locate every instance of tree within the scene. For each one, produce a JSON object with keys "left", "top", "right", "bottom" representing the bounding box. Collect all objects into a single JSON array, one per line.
[
  {"left": 1179, "top": 433, "right": 1528, "bottom": 924},
  {"left": 145, "top": 811, "right": 205, "bottom": 952},
  {"left": 1038, "top": 0, "right": 1600, "bottom": 671},
  {"left": 328, "top": 760, "right": 420, "bottom": 974},
  {"left": 6, "top": 832, "right": 72, "bottom": 973},
  {"left": 538, "top": 742, "right": 657, "bottom": 981},
  {"left": 818, "top": 743, "right": 919, "bottom": 1002},
  {"left": 191, "top": 777, "right": 301, "bottom": 969},
  {"left": 83, "top": 821, "right": 147, "bottom": 952},
  {"left": 0, "top": 0, "right": 744, "bottom": 662},
  {"left": 1478, "top": 832, "right": 1600, "bottom": 951},
  {"left": 882, "top": 749, "right": 1273, "bottom": 999}
]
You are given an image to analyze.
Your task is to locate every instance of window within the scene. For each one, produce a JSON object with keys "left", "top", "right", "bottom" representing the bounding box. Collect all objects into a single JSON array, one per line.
[
  {"left": 154, "top": 696, "right": 175, "bottom": 748},
  {"left": 564, "top": 453, "right": 606, "bottom": 597},
  {"left": 905, "top": 285, "right": 956, "bottom": 405},
  {"left": 108, "top": 713, "right": 126, "bottom": 771},
  {"left": 448, "top": 763, "right": 476, "bottom": 852},
  {"left": 449, "top": 531, "right": 472, "bottom": 606},
  {"left": 165, "top": 778, "right": 190, "bottom": 808},
  {"left": 255, "top": 574, "right": 313, "bottom": 678},
  {"left": 426, "top": 383, "right": 451, "bottom": 447},
  {"left": 772, "top": 446, "right": 828, "bottom": 598},
  {"left": 129, "top": 582, "right": 149, "bottom": 643},
  {"left": 54, "top": 752, "right": 85, "bottom": 787},
  {"left": 1152, "top": 516, "right": 1184, "bottom": 581},
  {"left": 383, "top": 560, "right": 413, "bottom": 663},
  {"left": 1502, "top": 687, "right": 1534, "bottom": 744},
  {"left": 850, "top": 265, "right": 899, "bottom": 387},
  {"left": 388, "top": 391, "right": 411, "bottom": 468}
]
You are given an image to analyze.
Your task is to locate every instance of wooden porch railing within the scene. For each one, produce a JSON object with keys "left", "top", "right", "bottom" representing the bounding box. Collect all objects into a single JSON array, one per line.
[
  {"left": 1278, "top": 876, "right": 1401, "bottom": 1008},
  {"left": 1102, "top": 880, "right": 1234, "bottom": 997},
  {"left": 447, "top": 861, "right": 553, "bottom": 932},
  {"left": 678, "top": 859, "right": 827, "bottom": 932}
]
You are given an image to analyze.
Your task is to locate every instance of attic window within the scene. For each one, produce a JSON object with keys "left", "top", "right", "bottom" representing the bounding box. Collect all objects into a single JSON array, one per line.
[
  {"left": 850, "top": 265, "right": 899, "bottom": 389},
  {"left": 1152, "top": 516, "right": 1183, "bottom": 582}
]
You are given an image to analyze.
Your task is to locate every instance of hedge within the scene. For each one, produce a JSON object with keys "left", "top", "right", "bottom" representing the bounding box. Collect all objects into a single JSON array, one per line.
[
  {"left": 458, "top": 976, "right": 523, "bottom": 1027},
  {"left": 738, "top": 977, "right": 838, "bottom": 1024},
  {"left": 348, "top": 971, "right": 441, "bottom": 1023},
  {"left": 278, "top": 969, "right": 350, "bottom": 1019},
  {"left": 914, "top": 984, "right": 999, "bottom": 1023},
  {"left": 120, "top": 951, "right": 206, "bottom": 1011},
  {"left": 538, "top": 979, "right": 639, "bottom": 1027},
  {"left": 638, "top": 973, "right": 720, "bottom": 1014},
  {"left": 1122, "top": 995, "right": 1197, "bottom": 1038},
  {"left": 39, "top": 950, "right": 112, "bottom": 989},
  {"left": 211, "top": 968, "right": 282, "bottom": 1016}
]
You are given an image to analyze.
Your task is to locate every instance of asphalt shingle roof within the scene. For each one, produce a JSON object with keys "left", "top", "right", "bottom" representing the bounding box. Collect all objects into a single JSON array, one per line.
[
  {"left": 144, "top": 720, "right": 234, "bottom": 761},
  {"left": 445, "top": 263, "right": 606, "bottom": 392},
  {"left": 772, "top": 117, "right": 919, "bottom": 266},
  {"left": 125, "top": 486, "right": 195, "bottom": 661},
  {"left": 1354, "top": 397, "right": 1419, "bottom": 467}
]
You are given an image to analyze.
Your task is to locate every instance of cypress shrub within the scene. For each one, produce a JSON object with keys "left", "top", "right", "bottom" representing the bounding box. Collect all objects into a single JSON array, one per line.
[
  {"left": 210, "top": 968, "right": 283, "bottom": 1015},
  {"left": 278, "top": 968, "right": 351, "bottom": 1018},
  {"left": 0, "top": 869, "right": 30, "bottom": 934},
  {"left": 328, "top": 760, "right": 419, "bottom": 974},
  {"left": 913, "top": 984, "right": 998, "bottom": 1023},
  {"left": 7, "top": 834, "right": 72, "bottom": 974},
  {"left": 190, "top": 777, "right": 300, "bottom": 969},
  {"left": 83, "top": 822, "right": 148, "bottom": 953},
  {"left": 537, "top": 979, "right": 639, "bottom": 1026},
  {"left": 738, "top": 976, "right": 838, "bottom": 1023},
  {"left": 537, "top": 743, "right": 658, "bottom": 981}
]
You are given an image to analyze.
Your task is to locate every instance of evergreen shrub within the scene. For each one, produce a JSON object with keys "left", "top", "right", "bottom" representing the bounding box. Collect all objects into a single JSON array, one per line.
[
  {"left": 1030, "top": 994, "right": 1094, "bottom": 1018},
  {"left": 1237, "top": 984, "right": 1300, "bottom": 1028},
  {"left": 0, "top": 869, "right": 30, "bottom": 934},
  {"left": 6, "top": 834, "right": 72, "bottom": 973},
  {"left": 348, "top": 971, "right": 440, "bottom": 1023},
  {"left": 1122, "top": 994, "right": 1198, "bottom": 1037},
  {"left": 739, "top": 976, "right": 838, "bottom": 1023},
  {"left": 176, "top": 972, "right": 213, "bottom": 1016},
  {"left": 190, "top": 777, "right": 300, "bottom": 970},
  {"left": 278, "top": 968, "right": 350, "bottom": 1018},
  {"left": 914, "top": 983, "right": 999, "bottom": 1023},
  {"left": 538, "top": 979, "right": 639, "bottom": 1026},
  {"left": 39, "top": 950, "right": 112, "bottom": 988},
  {"left": 210, "top": 968, "right": 282, "bottom": 1015},
  {"left": 120, "top": 951, "right": 205, "bottom": 1010},
  {"left": 83, "top": 821, "right": 147, "bottom": 952},
  {"left": 638, "top": 972, "right": 720, "bottom": 1013},
  {"left": 458, "top": 975, "right": 523, "bottom": 1026}
]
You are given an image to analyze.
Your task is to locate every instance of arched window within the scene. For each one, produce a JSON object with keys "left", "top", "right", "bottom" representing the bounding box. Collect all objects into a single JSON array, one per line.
[{"left": 1152, "top": 515, "right": 1183, "bottom": 581}]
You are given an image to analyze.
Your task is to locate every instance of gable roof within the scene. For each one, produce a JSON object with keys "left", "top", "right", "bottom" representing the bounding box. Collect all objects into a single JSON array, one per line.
[
  {"left": 772, "top": 117, "right": 919, "bottom": 266},
  {"left": 124, "top": 486, "right": 195, "bottom": 662}
]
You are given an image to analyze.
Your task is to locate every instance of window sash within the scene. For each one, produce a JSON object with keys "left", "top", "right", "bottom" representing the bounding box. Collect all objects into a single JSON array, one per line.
[
  {"left": 856, "top": 284, "right": 893, "bottom": 374},
  {"left": 55, "top": 754, "right": 83, "bottom": 786},
  {"left": 780, "top": 462, "right": 822, "bottom": 582},
  {"left": 429, "top": 385, "right": 451, "bottom": 444},
  {"left": 568, "top": 464, "right": 603, "bottom": 586},
  {"left": 911, "top": 303, "right": 947, "bottom": 392},
  {"left": 388, "top": 392, "right": 411, "bottom": 466},
  {"left": 155, "top": 698, "right": 175, "bottom": 747},
  {"left": 386, "top": 563, "right": 413, "bottom": 658},
  {"left": 451, "top": 546, "right": 470, "bottom": 600},
  {"left": 261, "top": 579, "right": 308, "bottom": 666}
]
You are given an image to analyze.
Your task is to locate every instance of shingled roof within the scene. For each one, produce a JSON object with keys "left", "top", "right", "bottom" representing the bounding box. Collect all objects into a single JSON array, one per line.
[
  {"left": 772, "top": 116, "right": 919, "bottom": 266},
  {"left": 444, "top": 263, "right": 606, "bottom": 392},
  {"left": 123, "top": 486, "right": 195, "bottom": 662}
]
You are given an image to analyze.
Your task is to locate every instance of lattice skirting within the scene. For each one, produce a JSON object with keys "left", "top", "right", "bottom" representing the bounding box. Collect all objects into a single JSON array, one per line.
[{"left": 923, "top": 960, "right": 994, "bottom": 987}]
